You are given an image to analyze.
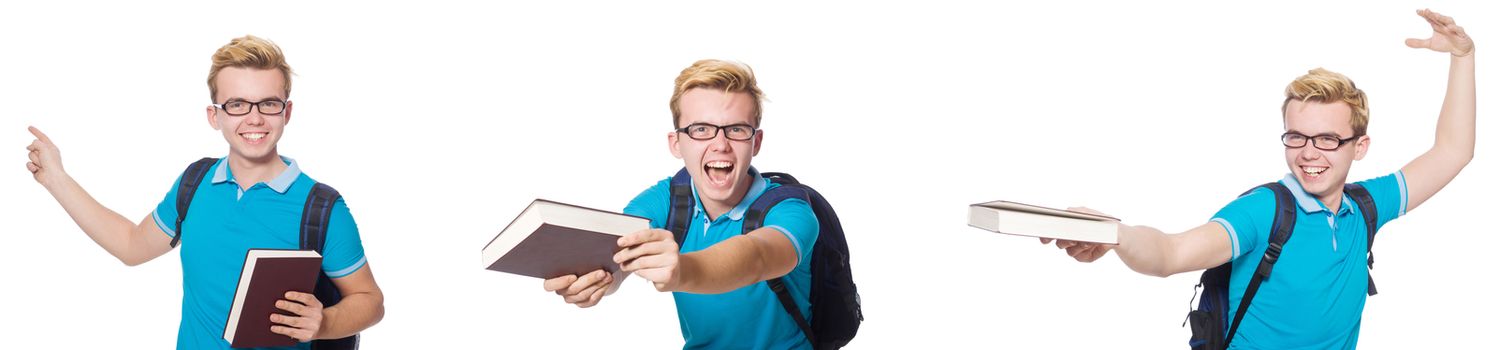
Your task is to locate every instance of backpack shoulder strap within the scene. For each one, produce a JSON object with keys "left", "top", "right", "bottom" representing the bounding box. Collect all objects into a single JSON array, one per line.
[
  {"left": 666, "top": 168, "right": 695, "bottom": 247},
  {"left": 300, "top": 183, "right": 341, "bottom": 253},
  {"left": 1225, "top": 182, "right": 1298, "bottom": 347},
  {"left": 1343, "top": 183, "right": 1379, "bottom": 296},
  {"left": 299, "top": 182, "right": 361, "bottom": 350},
  {"left": 170, "top": 157, "right": 219, "bottom": 248},
  {"left": 742, "top": 175, "right": 817, "bottom": 346}
]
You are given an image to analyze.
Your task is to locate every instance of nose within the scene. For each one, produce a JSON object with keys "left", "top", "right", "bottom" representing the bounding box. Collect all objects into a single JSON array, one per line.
[
  {"left": 1296, "top": 145, "right": 1323, "bottom": 161},
  {"left": 245, "top": 112, "right": 266, "bottom": 126},
  {"left": 706, "top": 132, "right": 733, "bottom": 153}
]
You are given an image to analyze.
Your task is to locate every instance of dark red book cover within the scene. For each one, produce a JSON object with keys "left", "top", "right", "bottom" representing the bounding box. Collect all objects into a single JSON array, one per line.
[{"left": 223, "top": 249, "right": 322, "bottom": 348}]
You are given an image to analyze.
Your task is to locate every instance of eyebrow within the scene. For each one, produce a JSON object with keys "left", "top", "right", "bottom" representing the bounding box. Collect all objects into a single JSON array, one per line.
[{"left": 220, "top": 97, "right": 286, "bottom": 103}]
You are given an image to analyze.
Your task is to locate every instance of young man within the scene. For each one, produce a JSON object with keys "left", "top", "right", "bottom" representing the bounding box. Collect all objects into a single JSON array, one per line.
[
  {"left": 542, "top": 59, "right": 820, "bottom": 349},
  {"left": 25, "top": 35, "right": 384, "bottom": 349},
  {"left": 1044, "top": 9, "right": 1475, "bottom": 349}
]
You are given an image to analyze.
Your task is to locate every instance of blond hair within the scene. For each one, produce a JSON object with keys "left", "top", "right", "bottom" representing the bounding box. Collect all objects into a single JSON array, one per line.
[
  {"left": 669, "top": 59, "right": 765, "bottom": 128},
  {"left": 207, "top": 35, "right": 292, "bottom": 102},
  {"left": 1282, "top": 68, "right": 1369, "bottom": 136}
]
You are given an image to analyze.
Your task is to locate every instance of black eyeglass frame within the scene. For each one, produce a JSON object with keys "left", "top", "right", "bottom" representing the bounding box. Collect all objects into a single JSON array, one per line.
[
  {"left": 211, "top": 99, "right": 289, "bottom": 116},
  {"left": 675, "top": 122, "right": 759, "bottom": 141},
  {"left": 1281, "top": 132, "right": 1360, "bottom": 151}
]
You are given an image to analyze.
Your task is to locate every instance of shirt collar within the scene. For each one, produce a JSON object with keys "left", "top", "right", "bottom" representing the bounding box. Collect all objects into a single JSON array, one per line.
[
  {"left": 1279, "top": 173, "right": 1355, "bottom": 215},
  {"left": 211, "top": 156, "right": 301, "bottom": 194},
  {"left": 691, "top": 166, "right": 769, "bottom": 221}
]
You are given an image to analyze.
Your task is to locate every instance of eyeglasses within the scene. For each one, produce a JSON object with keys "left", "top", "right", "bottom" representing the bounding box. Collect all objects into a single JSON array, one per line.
[
  {"left": 211, "top": 99, "right": 287, "bottom": 116},
  {"left": 676, "top": 123, "right": 758, "bottom": 141},
  {"left": 1281, "top": 132, "right": 1358, "bottom": 151}
]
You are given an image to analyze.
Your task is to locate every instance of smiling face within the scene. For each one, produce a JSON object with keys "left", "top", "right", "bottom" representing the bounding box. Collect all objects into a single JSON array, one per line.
[
  {"left": 206, "top": 66, "right": 291, "bottom": 164},
  {"left": 1282, "top": 99, "right": 1368, "bottom": 202},
  {"left": 669, "top": 88, "right": 762, "bottom": 215}
]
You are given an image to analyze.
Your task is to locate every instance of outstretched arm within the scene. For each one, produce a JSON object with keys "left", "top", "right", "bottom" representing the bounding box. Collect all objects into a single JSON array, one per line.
[
  {"left": 1045, "top": 208, "right": 1232, "bottom": 278},
  {"left": 1400, "top": 9, "right": 1477, "bottom": 212},
  {"left": 26, "top": 126, "right": 173, "bottom": 266}
]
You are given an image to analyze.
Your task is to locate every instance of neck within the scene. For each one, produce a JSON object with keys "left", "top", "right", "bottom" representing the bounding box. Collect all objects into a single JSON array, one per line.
[
  {"left": 1315, "top": 189, "right": 1344, "bottom": 213},
  {"left": 227, "top": 152, "right": 287, "bottom": 190}
]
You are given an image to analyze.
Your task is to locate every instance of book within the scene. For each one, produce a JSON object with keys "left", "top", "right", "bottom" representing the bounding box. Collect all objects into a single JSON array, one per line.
[
  {"left": 968, "top": 200, "right": 1120, "bottom": 244},
  {"left": 223, "top": 249, "right": 323, "bottom": 348},
  {"left": 482, "top": 199, "right": 649, "bottom": 288}
]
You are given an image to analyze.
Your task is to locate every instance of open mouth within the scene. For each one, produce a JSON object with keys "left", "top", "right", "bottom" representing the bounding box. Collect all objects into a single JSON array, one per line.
[
  {"left": 1301, "top": 165, "right": 1327, "bottom": 179},
  {"left": 703, "top": 160, "right": 734, "bottom": 187}
]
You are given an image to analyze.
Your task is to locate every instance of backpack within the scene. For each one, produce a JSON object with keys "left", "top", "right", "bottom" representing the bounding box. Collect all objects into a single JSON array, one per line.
[
  {"left": 171, "top": 157, "right": 360, "bottom": 350},
  {"left": 664, "top": 168, "right": 863, "bottom": 349},
  {"left": 1185, "top": 182, "right": 1379, "bottom": 350}
]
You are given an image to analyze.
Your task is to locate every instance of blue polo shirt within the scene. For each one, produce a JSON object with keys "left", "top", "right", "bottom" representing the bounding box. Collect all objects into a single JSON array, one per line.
[
  {"left": 624, "top": 168, "right": 820, "bottom": 350},
  {"left": 151, "top": 157, "right": 367, "bottom": 350},
  {"left": 1211, "top": 172, "right": 1407, "bottom": 349}
]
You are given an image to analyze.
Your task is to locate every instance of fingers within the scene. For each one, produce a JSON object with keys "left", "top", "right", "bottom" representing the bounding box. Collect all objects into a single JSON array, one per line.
[
  {"left": 269, "top": 323, "right": 315, "bottom": 342},
  {"left": 1405, "top": 38, "right": 1430, "bottom": 49},
  {"left": 615, "top": 237, "right": 675, "bottom": 268},
  {"left": 563, "top": 270, "right": 609, "bottom": 296},
  {"left": 1039, "top": 238, "right": 1053, "bottom": 244},
  {"left": 28, "top": 150, "right": 40, "bottom": 164},
  {"left": 620, "top": 253, "right": 676, "bottom": 273},
  {"left": 27, "top": 162, "right": 40, "bottom": 173},
  {"left": 282, "top": 291, "right": 322, "bottom": 310},
  {"left": 564, "top": 279, "right": 608, "bottom": 305},
  {"left": 543, "top": 274, "right": 579, "bottom": 292},
  {"left": 270, "top": 313, "right": 313, "bottom": 329},
  {"left": 27, "top": 126, "right": 52, "bottom": 145},
  {"left": 578, "top": 284, "right": 608, "bottom": 308},
  {"left": 276, "top": 299, "right": 311, "bottom": 317},
  {"left": 549, "top": 270, "right": 612, "bottom": 307},
  {"left": 617, "top": 228, "right": 669, "bottom": 248}
]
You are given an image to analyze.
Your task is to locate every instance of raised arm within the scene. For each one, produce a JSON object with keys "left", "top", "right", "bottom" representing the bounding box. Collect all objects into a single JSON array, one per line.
[
  {"left": 1400, "top": 9, "right": 1477, "bottom": 212},
  {"left": 26, "top": 126, "right": 173, "bottom": 266}
]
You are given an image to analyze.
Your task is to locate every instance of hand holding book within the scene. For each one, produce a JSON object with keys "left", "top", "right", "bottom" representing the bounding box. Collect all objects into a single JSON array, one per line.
[{"left": 268, "top": 291, "right": 324, "bottom": 343}]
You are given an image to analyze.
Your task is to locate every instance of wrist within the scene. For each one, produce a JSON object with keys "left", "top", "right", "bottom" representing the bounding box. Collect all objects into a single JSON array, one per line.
[
  {"left": 40, "top": 173, "right": 74, "bottom": 192},
  {"left": 668, "top": 253, "right": 697, "bottom": 292},
  {"left": 1454, "top": 46, "right": 1475, "bottom": 58},
  {"left": 313, "top": 307, "right": 333, "bottom": 340}
]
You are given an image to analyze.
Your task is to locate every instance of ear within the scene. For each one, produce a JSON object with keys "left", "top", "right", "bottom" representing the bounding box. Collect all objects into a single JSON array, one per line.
[
  {"left": 750, "top": 129, "right": 763, "bottom": 157},
  {"left": 1352, "top": 134, "right": 1370, "bottom": 161},
  {"left": 282, "top": 100, "right": 293, "bottom": 126},
  {"left": 668, "top": 131, "right": 683, "bottom": 159},
  {"left": 206, "top": 105, "right": 221, "bottom": 130}
]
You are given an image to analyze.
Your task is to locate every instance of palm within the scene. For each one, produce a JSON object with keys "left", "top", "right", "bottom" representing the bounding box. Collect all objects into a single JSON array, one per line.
[{"left": 1407, "top": 9, "right": 1474, "bottom": 56}]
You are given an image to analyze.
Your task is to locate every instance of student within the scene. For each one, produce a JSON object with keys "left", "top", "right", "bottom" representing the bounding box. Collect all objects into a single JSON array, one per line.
[
  {"left": 24, "top": 35, "right": 384, "bottom": 349},
  {"left": 543, "top": 59, "right": 821, "bottom": 349},
  {"left": 1042, "top": 9, "right": 1474, "bottom": 349}
]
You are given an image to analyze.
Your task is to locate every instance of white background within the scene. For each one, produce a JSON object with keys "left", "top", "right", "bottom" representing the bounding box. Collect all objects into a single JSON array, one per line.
[{"left": 2, "top": 1, "right": 1492, "bottom": 348}]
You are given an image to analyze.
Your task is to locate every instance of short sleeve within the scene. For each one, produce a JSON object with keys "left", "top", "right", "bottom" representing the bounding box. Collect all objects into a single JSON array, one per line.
[
  {"left": 622, "top": 178, "right": 672, "bottom": 229},
  {"left": 1210, "top": 187, "right": 1277, "bottom": 261},
  {"left": 1352, "top": 171, "right": 1408, "bottom": 231},
  {"left": 762, "top": 198, "right": 820, "bottom": 267},
  {"left": 150, "top": 172, "right": 189, "bottom": 239},
  {"left": 322, "top": 198, "right": 367, "bottom": 278}
]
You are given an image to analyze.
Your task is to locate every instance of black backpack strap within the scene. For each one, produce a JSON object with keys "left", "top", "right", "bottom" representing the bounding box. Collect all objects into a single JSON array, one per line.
[
  {"left": 1343, "top": 183, "right": 1379, "bottom": 296},
  {"left": 1225, "top": 182, "right": 1298, "bottom": 347},
  {"left": 742, "top": 176, "right": 817, "bottom": 346},
  {"left": 300, "top": 183, "right": 359, "bottom": 350},
  {"left": 170, "top": 157, "right": 219, "bottom": 248},
  {"left": 300, "top": 183, "right": 341, "bottom": 253},
  {"left": 666, "top": 168, "right": 695, "bottom": 247}
]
